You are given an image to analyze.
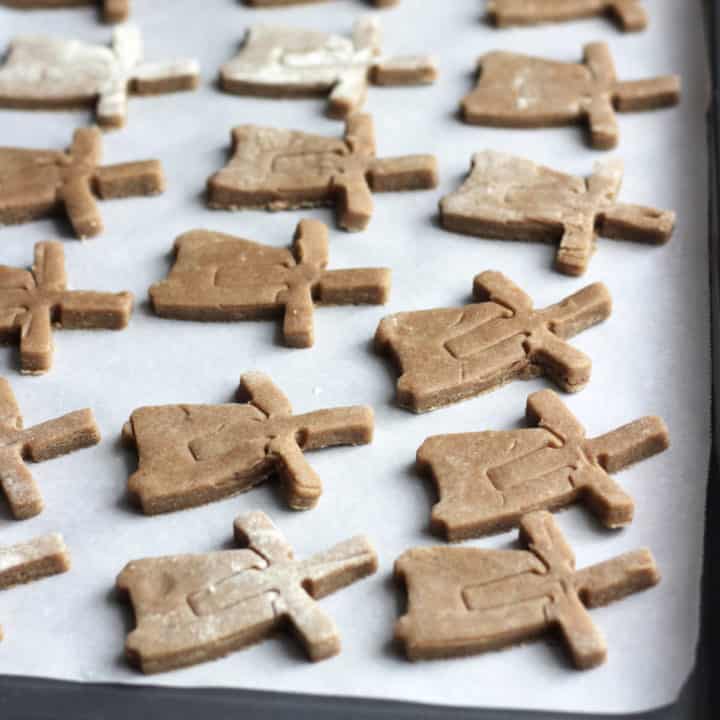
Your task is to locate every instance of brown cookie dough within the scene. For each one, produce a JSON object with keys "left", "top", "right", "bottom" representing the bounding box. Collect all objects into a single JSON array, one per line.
[
  {"left": 440, "top": 151, "right": 675, "bottom": 275},
  {"left": 122, "top": 372, "right": 374, "bottom": 514},
  {"left": 395, "top": 511, "right": 660, "bottom": 669},
  {"left": 0, "top": 127, "right": 165, "bottom": 238},
  {"left": 206, "top": 113, "right": 438, "bottom": 231},
  {"left": 149, "top": 220, "right": 391, "bottom": 349},
  {"left": 0, "top": 378, "right": 100, "bottom": 519},
  {"left": 462, "top": 42, "right": 680, "bottom": 149},
  {"left": 117, "top": 510, "right": 378, "bottom": 673},
  {"left": 245, "top": 0, "right": 398, "bottom": 7},
  {"left": 220, "top": 17, "right": 436, "bottom": 119},
  {"left": 0, "top": 0, "right": 130, "bottom": 22},
  {"left": 418, "top": 389, "right": 669, "bottom": 540},
  {"left": 375, "top": 271, "right": 611, "bottom": 412},
  {"left": 0, "top": 241, "right": 134, "bottom": 374},
  {"left": 0, "top": 533, "right": 70, "bottom": 640},
  {"left": 487, "top": 0, "right": 647, "bottom": 31}
]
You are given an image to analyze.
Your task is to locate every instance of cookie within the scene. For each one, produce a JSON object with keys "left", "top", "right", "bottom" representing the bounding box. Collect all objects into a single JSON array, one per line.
[
  {"left": 487, "top": 0, "right": 647, "bottom": 31},
  {"left": 0, "top": 127, "right": 165, "bottom": 238},
  {"left": 117, "top": 510, "right": 378, "bottom": 673},
  {"left": 440, "top": 151, "right": 675, "bottom": 276},
  {"left": 462, "top": 42, "right": 680, "bottom": 149},
  {"left": 0, "top": 0, "right": 130, "bottom": 22},
  {"left": 375, "top": 271, "right": 611, "bottom": 412},
  {"left": 0, "top": 241, "right": 134, "bottom": 374},
  {"left": 0, "top": 25, "right": 199, "bottom": 129},
  {"left": 149, "top": 220, "right": 391, "bottom": 349},
  {"left": 0, "top": 378, "right": 100, "bottom": 519},
  {"left": 206, "top": 113, "right": 438, "bottom": 231},
  {"left": 395, "top": 510, "right": 659, "bottom": 669},
  {"left": 418, "top": 389, "right": 669, "bottom": 540},
  {"left": 245, "top": 0, "right": 399, "bottom": 7},
  {"left": 0, "top": 533, "right": 70, "bottom": 641},
  {"left": 220, "top": 17, "right": 437, "bottom": 119},
  {"left": 122, "top": 372, "right": 374, "bottom": 514}
]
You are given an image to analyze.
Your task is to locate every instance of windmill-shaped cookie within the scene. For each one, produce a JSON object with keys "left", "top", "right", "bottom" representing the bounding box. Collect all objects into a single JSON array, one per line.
[
  {"left": 0, "top": 241, "right": 133, "bottom": 374},
  {"left": 440, "top": 151, "right": 675, "bottom": 275},
  {"left": 206, "top": 114, "right": 438, "bottom": 231},
  {"left": 117, "top": 511, "right": 377, "bottom": 673},
  {"left": 1, "top": 533, "right": 70, "bottom": 642},
  {"left": 0, "top": 25, "right": 199, "bottom": 128},
  {"left": 1, "top": 0, "right": 130, "bottom": 22},
  {"left": 0, "top": 379, "right": 100, "bottom": 519},
  {"left": 487, "top": 0, "right": 648, "bottom": 31},
  {"left": 0, "top": 127, "right": 165, "bottom": 238},
  {"left": 375, "top": 271, "right": 611, "bottom": 413},
  {"left": 122, "top": 372, "right": 374, "bottom": 514},
  {"left": 418, "top": 389, "right": 669, "bottom": 540},
  {"left": 221, "top": 16, "right": 436, "bottom": 119},
  {"left": 245, "top": 0, "right": 398, "bottom": 7},
  {"left": 395, "top": 511, "right": 660, "bottom": 668},
  {"left": 150, "top": 220, "right": 391, "bottom": 348},
  {"left": 462, "top": 42, "right": 680, "bottom": 148}
]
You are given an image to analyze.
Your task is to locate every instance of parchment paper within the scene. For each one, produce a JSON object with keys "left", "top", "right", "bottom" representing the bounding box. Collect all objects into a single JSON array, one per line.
[{"left": 0, "top": 0, "right": 710, "bottom": 714}]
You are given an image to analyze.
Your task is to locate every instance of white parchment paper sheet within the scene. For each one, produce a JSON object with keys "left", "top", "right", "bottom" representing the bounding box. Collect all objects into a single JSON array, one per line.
[{"left": 0, "top": 0, "right": 710, "bottom": 714}]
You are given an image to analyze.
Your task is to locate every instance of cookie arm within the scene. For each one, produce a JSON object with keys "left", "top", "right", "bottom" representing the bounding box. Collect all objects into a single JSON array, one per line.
[
  {"left": 316, "top": 268, "right": 391, "bottom": 305},
  {"left": 598, "top": 203, "right": 676, "bottom": 244},
  {"left": 583, "top": 43, "right": 620, "bottom": 149},
  {"left": 62, "top": 176, "right": 103, "bottom": 239},
  {"left": 371, "top": 56, "right": 438, "bottom": 86},
  {"left": 19, "top": 305, "right": 54, "bottom": 375},
  {"left": 332, "top": 174, "right": 374, "bottom": 232},
  {"left": 0, "top": 451, "right": 43, "bottom": 519},
  {"left": 268, "top": 433, "right": 323, "bottom": 509},
  {"left": 610, "top": 0, "right": 648, "bottom": 31},
  {"left": 613, "top": 76, "right": 681, "bottom": 112},
  {"left": 104, "top": 0, "right": 130, "bottom": 22}
]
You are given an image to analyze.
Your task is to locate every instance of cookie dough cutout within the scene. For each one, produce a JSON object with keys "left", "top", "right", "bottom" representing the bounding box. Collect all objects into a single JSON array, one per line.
[
  {"left": 221, "top": 17, "right": 437, "bottom": 119},
  {"left": 375, "top": 271, "right": 611, "bottom": 413},
  {"left": 122, "top": 372, "right": 374, "bottom": 514},
  {"left": 117, "top": 510, "right": 378, "bottom": 673},
  {"left": 0, "top": 127, "right": 165, "bottom": 238},
  {"left": 149, "top": 220, "right": 391, "bottom": 349},
  {"left": 0, "top": 241, "right": 134, "bottom": 375},
  {"left": 0, "top": 0, "right": 130, "bottom": 23},
  {"left": 245, "top": 0, "right": 399, "bottom": 7},
  {"left": 0, "top": 25, "right": 199, "bottom": 129},
  {"left": 487, "top": 0, "right": 647, "bottom": 31},
  {"left": 440, "top": 151, "right": 675, "bottom": 276},
  {"left": 0, "top": 533, "right": 70, "bottom": 641},
  {"left": 418, "top": 389, "right": 669, "bottom": 540},
  {"left": 0, "top": 379, "right": 100, "bottom": 520},
  {"left": 462, "top": 42, "right": 680, "bottom": 149},
  {"left": 206, "top": 113, "right": 438, "bottom": 231},
  {"left": 395, "top": 510, "right": 660, "bottom": 669}
]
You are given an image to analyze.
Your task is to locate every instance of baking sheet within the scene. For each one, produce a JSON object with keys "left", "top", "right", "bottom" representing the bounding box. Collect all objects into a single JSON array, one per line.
[{"left": 0, "top": 0, "right": 710, "bottom": 714}]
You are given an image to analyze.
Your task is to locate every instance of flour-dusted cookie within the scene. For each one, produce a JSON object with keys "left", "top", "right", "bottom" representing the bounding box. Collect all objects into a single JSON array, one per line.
[
  {"left": 418, "top": 389, "right": 669, "bottom": 540},
  {"left": 487, "top": 0, "right": 647, "bottom": 31},
  {"left": 440, "top": 151, "right": 675, "bottom": 275},
  {"left": 0, "top": 25, "right": 199, "bottom": 129},
  {"left": 117, "top": 510, "right": 378, "bottom": 673},
  {"left": 150, "top": 220, "right": 390, "bottom": 348},
  {"left": 0, "top": 241, "right": 133, "bottom": 374},
  {"left": 245, "top": 0, "right": 399, "bottom": 7},
  {"left": 0, "top": 533, "right": 70, "bottom": 641},
  {"left": 395, "top": 510, "right": 659, "bottom": 669},
  {"left": 1, "top": 0, "right": 130, "bottom": 22},
  {"left": 220, "top": 16, "right": 436, "bottom": 119},
  {"left": 0, "top": 127, "right": 164, "bottom": 238},
  {"left": 462, "top": 42, "right": 680, "bottom": 149},
  {"left": 375, "top": 271, "right": 611, "bottom": 413},
  {"left": 0, "top": 378, "right": 100, "bottom": 519},
  {"left": 206, "top": 113, "right": 438, "bottom": 231},
  {"left": 122, "top": 372, "right": 374, "bottom": 514}
]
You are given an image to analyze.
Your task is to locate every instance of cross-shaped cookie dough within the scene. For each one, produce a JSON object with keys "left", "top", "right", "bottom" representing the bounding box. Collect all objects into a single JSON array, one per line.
[{"left": 117, "top": 510, "right": 378, "bottom": 673}]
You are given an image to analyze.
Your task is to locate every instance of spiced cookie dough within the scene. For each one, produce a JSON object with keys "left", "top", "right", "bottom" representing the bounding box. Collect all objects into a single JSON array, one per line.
[
  {"left": 395, "top": 511, "right": 660, "bottom": 669},
  {"left": 0, "top": 127, "right": 165, "bottom": 238},
  {"left": 245, "top": 0, "right": 398, "bottom": 7},
  {"left": 0, "top": 241, "right": 133, "bottom": 374},
  {"left": 117, "top": 511, "right": 378, "bottom": 673},
  {"left": 0, "top": 0, "right": 130, "bottom": 22},
  {"left": 149, "top": 220, "right": 391, "bottom": 349},
  {"left": 220, "top": 17, "right": 436, "bottom": 119},
  {"left": 375, "top": 271, "right": 611, "bottom": 412},
  {"left": 122, "top": 372, "right": 374, "bottom": 514},
  {"left": 462, "top": 42, "right": 680, "bottom": 149},
  {"left": 206, "top": 113, "right": 438, "bottom": 231},
  {"left": 440, "top": 151, "right": 675, "bottom": 275},
  {"left": 0, "top": 25, "right": 199, "bottom": 128}
]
